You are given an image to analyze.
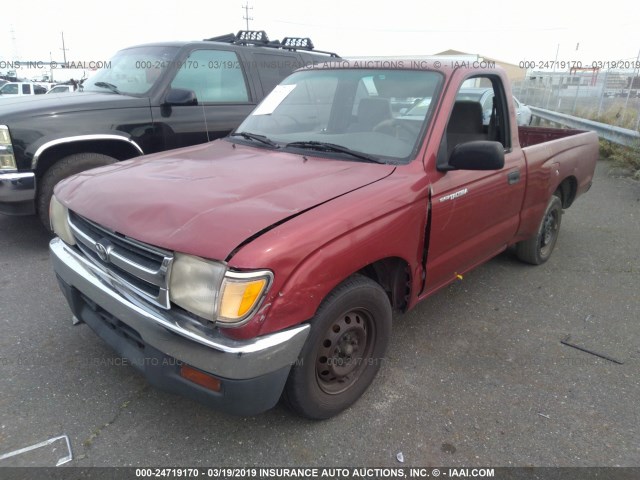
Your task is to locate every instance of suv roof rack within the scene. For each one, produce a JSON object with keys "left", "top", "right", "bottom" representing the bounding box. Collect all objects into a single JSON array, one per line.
[{"left": 203, "top": 30, "right": 339, "bottom": 57}]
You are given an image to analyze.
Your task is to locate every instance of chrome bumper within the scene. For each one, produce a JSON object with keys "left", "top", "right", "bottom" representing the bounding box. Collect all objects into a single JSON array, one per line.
[
  {"left": 50, "top": 237, "right": 310, "bottom": 380},
  {"left": 0, "top": 172, "right": 36, "bottom": 214}
]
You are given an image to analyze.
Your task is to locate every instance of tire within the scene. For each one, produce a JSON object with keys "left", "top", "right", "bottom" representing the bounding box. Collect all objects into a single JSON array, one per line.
[
  {"left": 516, "top": 195, "right": 563, "bottom": 265},
  {"left": 283, "top": 274, "right": 392, "bottom": 419},
  {"left": 37, "top": 153, "right": 117, "bottom": 229}
]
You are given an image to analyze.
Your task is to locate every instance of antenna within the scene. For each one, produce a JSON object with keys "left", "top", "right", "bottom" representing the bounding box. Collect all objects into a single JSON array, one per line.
[{"left": 242, "top": 2, "right": 253, "bottom": 30}]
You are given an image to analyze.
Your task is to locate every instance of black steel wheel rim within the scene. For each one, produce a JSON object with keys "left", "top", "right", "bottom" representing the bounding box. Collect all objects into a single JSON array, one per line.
[
  {"left": 315, "top": 308, "right": 376, "bottom": 395},
  {"left": 540, "top": 208, "right": 559, "bottom": 256}
]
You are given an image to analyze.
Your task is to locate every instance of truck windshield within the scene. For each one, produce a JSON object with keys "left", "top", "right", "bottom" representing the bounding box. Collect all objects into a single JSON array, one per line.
[
  {"left": 83, "top": 46, "right": 179, "bottom": 96},
  {"left": 0, "top": 83, "right": 19, "bottom": 95},
  {"left": 234, "top": 69, "right": 442, "bottom": 164}
]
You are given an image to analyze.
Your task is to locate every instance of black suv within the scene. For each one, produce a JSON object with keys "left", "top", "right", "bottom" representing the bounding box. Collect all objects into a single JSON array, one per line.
[{"left": 0, "top": 31, "right": 338, "bottom": 226}]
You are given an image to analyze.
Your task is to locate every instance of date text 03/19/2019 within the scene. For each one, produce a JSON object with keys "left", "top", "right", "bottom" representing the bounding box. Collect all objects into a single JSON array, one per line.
[{"left": 134, "top": 467, "right": 497, "bottom": 478}]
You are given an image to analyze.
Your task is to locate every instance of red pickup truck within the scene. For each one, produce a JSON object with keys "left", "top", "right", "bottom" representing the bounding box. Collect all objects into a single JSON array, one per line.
[{"left": 49, "top": 60, "right": 598, "bottom": 419}]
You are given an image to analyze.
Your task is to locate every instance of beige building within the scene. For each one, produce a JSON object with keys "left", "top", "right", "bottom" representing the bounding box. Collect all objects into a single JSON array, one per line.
[{"left": 434, "top": 49, "right": 526, "bottom": 82}]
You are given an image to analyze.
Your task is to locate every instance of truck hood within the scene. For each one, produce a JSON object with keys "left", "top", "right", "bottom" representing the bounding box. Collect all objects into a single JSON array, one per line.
[
  {"left": 0, "top": 92, "right": 149, "bottom": 118},
  {"left": 55, "top": 140, "right": 395, "bottom": 260}
]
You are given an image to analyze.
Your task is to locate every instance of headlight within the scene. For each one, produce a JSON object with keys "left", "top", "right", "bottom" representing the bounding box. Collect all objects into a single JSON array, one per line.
[
  {"left": 169, "top": 253, "right": 272, "bottom": 327},
  {"left": 169, "top": 253, "right": 226, "bottom": 321},
  {"left": 49, "top": 195, "right": 76, "bottom": 245},
  {"left": 0, "top": 125, "right": 17, "bottom": 171}
]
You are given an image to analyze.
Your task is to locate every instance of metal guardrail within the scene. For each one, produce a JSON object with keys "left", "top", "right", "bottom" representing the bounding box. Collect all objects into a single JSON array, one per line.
[{"left": 529, "top": 106, "right": 640, "bottom": 147}]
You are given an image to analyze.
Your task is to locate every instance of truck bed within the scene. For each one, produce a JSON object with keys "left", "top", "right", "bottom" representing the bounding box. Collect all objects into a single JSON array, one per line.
[
  {"left": 514, "top": 127, "right": 599, "bottom": 244},
  {"left": 518, "top": 125, "right": 591, "bottom": 148}
]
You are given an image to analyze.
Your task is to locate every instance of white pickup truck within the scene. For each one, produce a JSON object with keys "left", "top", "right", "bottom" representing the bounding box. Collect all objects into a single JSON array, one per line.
[{"left": 0, "top": 82, "right": 47, "bottom": 97}]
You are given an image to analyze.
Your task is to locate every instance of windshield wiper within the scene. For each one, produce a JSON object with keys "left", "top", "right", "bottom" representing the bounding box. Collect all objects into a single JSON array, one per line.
[
  {"left": 229, "top": 131, "right": 279, "bottom": 148},
  {"left": 93, "top": 81, "right": 121, "bottom": 94},
  {"left": 285, "top": 141, "right": 383, "bottom": 164}
]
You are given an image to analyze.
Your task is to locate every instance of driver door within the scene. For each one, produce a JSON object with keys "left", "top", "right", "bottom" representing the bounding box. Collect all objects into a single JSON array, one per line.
[{"left": 425, "top": 76, "right": 526, "bottom": 293}]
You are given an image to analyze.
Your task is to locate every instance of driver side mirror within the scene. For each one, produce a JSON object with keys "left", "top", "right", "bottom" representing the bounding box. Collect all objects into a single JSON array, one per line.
[
  {"left": 164, "top": 88, "right": 198, "bottom": 106},
  {"left": 448, "top": 141, "right": 504, "bottom": 171}
]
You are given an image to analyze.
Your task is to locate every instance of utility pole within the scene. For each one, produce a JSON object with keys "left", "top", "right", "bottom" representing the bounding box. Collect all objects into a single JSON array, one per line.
[
  {"left": 10, "top": 24, "right": 19, "bottom": 60},
  {"left": 242, "top": 2, "right": 253, "bottom": 30},
  {"left": 60, "top": 32, "right": 69, "bottom": 66},
  {"left": 571, "top": 43, "right": 581, "bottom": 115}
]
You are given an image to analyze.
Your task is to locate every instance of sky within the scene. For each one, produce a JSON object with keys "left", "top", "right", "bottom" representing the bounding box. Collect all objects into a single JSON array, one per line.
[{"left": 1, "top": 0, "right": 639, "bottom": 69}]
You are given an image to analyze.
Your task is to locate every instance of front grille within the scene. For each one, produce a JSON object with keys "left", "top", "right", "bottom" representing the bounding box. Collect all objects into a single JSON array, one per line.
[{"left": 68, "top": 211, "right": 174, "bottom": 309}]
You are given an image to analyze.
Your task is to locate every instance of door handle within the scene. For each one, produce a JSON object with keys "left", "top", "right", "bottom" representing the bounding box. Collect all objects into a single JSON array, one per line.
[{"left": 507, "top": 170, "right": 521, "bottom": 185}]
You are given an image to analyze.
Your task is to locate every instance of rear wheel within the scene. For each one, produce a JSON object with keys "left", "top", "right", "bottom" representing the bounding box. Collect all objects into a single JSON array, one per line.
[
  {"left": 516, "top": 194, "right": 563, "bottom": 265},
  {"left": 38, "top": 153, "right": 117, "bottom": 229},
  {"left": 283, "top": 275, "right": 392, "bottom": 419}
]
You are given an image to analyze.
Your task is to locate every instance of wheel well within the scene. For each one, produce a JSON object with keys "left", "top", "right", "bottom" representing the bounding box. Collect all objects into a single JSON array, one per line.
[
  {"left": 34, "top": 140, "right": 142, "bottom": 179},
  {"left": 358, "top": 257, "right": 411, "bottom": 311},
  {"left": 555, "top": 176, "right": 577, "bottom": 208}
]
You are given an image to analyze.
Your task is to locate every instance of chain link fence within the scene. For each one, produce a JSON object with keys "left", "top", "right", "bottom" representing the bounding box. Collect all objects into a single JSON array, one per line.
[{"left": 512, "top": 69, "right": 640, "bottom": 130}]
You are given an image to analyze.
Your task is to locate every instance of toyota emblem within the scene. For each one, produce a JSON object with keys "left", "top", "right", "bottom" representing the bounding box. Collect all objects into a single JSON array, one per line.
[{"left": 95, "top": 240, "right": 112, "bottom": 262}]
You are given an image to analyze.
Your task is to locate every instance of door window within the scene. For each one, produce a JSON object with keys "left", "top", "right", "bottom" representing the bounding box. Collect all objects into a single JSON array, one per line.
[
  {"left": 171, "top": 50, "right": 249, "bottom": 103},
  {"left": 440, "top": 75, "right": 511, "bottom": 164}
]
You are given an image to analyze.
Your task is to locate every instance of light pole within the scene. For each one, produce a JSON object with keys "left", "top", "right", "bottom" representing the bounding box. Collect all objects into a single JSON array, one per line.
[
  {"left": 49, "top": 51, "right": 54, "bottom": 83},
  {"left": 621, "top": 48, "right": 640, "bottom": 127},
  {"left": 545, "top": 43, "right": 560, "bottom": 109},
  {"left": 597, "top": 68, "right": 610, "bottom": 118}
]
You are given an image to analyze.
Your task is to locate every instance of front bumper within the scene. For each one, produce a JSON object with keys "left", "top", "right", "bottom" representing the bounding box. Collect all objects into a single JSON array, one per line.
[
  {"left": 0, "top": 172, "right": 36, "bottom": 215},
  {"left": 50, "top": 237, "right": 310, "bottom": 415}
]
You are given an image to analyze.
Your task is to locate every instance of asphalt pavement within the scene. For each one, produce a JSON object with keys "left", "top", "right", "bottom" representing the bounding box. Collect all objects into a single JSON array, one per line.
[{"left": 0, "top": 161, "right": 638, "bottom": 468}]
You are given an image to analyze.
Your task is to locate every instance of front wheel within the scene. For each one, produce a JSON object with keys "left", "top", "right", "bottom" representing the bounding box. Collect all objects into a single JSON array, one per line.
[
  {"left": 283, "top": 275, "right": 392, "bottom": 419},
  {"left": 516, "top": 194, "right": 563, "bottom": 265}
]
